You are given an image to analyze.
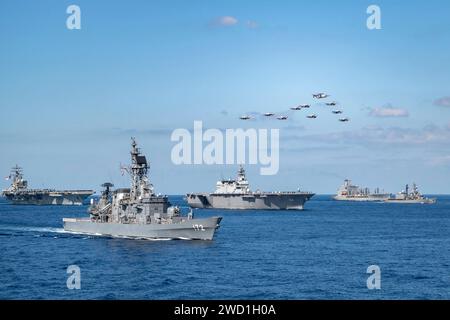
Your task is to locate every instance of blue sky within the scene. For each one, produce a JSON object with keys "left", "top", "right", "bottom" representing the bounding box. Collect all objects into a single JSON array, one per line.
[{"left": 1, "top": 0, "right": 450, "bottom": 194}]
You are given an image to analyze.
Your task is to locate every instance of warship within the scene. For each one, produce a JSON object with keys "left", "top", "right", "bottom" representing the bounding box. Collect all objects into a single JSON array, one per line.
[
  {"left": 186, "top": 166, "right": 314, "bottom": 210},
  {"left": 333, "top": 179, "right": 390, "bottom": 202},
  {"left": 385, "top": 183, "right": 436, "bottom": 204},
  {"left": 2, "top": 165, "right": 94, "bottom": 205},
  {"left": 63, "top": 138, "right": 222, "bottom": 240}
]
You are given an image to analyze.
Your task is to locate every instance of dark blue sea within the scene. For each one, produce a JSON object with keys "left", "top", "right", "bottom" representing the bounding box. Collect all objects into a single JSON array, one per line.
[{"left": 1, "top": 195, "right": 449, "bottom": 300}]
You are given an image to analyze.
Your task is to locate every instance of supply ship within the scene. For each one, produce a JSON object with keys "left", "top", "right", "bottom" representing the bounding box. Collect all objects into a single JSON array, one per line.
[
  {"left": 333, "top": 179, "right": 390, "bottom": 202},
  {"left": 2, "top": 165, "right": 94, "bottom": 205}
]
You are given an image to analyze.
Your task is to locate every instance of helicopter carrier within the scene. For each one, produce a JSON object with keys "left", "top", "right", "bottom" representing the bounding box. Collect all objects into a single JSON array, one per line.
[
  {"left": 63, "top": 138, "right": 222, "bottom": 240},
  {"left": 186, "top": 166, "right": 314, "bottom": 210},
  {"left": 2, "top": 165, "right": 94, "bottom": 205}
]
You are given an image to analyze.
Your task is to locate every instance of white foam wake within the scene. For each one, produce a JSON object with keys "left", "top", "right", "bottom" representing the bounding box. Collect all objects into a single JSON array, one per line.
[{"left": 0, "top": 225, "right": 66, "bottom": 234}]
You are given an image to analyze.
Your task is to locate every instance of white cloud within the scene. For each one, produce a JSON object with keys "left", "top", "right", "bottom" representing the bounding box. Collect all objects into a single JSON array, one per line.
[
  {"left": 284, "top": 125, "right": 305, "bottom": 131},
  {"left": 299, "top": 124, "right": 450, "bottom": 146},
  {"left": 246, "top": 20, "right": 258, "bottom": 29},
  {"left": 428, "top": 155, "right": 450, "bottom": 166},
  {"left": 213, "top": 16, "right": 238, "bottom": 27},
  {"left": 434, "top": 96, "right": 450, "bottom": 107},
  {"left": 369, "top": 105, "right": 409, "bottom": 118}
]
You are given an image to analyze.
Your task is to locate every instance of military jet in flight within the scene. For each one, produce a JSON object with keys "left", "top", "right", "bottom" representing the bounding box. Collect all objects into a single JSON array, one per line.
[
  {"left": 339, "top": 117, "right": 350, "bottom": 122},
  {"left": 277, "top": 116, "right": 289, "bottom": 120},
  {"left": 239, "top": 115, "right": 252, "bottom": 120},
  {"left": 332, "top": 110, "right": 343, "bottom": 114},
  {"left": 313, "top": 93, "right": 329, "bottom": 99},
  {"left": 291, "top": 104, "right": 311, "bottom": 110},
  {"left": 264, "top": 112, "right": 275, "bottom": 117},
  {"left": 307, "top": 114, "right": 317, "bottom": 119},
  {"left": 326, "top": 101, "right": 337, "bottom": 106}
]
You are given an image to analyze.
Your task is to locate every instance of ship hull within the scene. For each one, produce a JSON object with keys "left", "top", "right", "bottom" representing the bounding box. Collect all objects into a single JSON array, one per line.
[
  {"left": 63, "top": 216, "right": 222, "bottom": 240},
  {"left": 384, "top": 199, "right": 436, "bottom": 204},
  {"left": 3, "top": 191, "right": 93, "bottom": 205},
  {"left": 333, "top": 195, "right": 390, "bottom": 202},
  {"left": 186, "top": 193, "right": 314, "bottom": 210}
]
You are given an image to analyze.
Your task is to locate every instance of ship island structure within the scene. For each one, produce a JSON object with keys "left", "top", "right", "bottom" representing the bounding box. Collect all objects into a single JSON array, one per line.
[
  {"left": 186, "top": 165, "right": 315, "bottom": 210},
  {"left": 2, "top": 165, "right": 94, "bottom": 205},
  {"left": 334, "top": 179, "right": 436, "bottom": 204},
  {"left": 63, "top": 138, "right": 222, "bottom": 240}
]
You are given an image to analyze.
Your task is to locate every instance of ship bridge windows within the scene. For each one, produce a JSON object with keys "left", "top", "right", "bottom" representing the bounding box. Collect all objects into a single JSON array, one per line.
[{"left": 136, "top": 156, "right": 147, "bottom": 165}]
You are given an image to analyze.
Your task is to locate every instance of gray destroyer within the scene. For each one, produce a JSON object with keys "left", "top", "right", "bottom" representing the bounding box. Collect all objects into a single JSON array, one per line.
[
  {"left": 386, "top": 183, "right": 436, "bottom": 204},
  {"left": 2, "top": 165, "right": 94, "bottom": 205},
  {"left": 186, "top": 166, "right": 314, "bottom": 210},
  {"left": 63, "top": 138, "right": 222, "bottom": 240}
]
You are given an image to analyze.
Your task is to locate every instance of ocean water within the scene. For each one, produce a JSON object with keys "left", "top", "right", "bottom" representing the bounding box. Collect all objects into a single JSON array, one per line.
[{"left": 0, "top": 195, "right": 449, "bottom": 300}]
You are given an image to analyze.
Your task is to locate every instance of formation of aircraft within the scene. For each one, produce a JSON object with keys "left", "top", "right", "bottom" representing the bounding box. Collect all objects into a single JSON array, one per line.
[
  {"left": 239, "top": 91, "right": 350, "bottom": 123},
  {"left": 314, "top": 92, "right": 349, "bottom": 122}
]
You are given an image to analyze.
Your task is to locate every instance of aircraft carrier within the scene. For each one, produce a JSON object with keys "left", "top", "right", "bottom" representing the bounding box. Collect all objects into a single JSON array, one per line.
[
  {"left": 2, "top": 165, "right": 94, "bottom": 205},
  {"left": 63, "top": 138, "right": 222, "bottom": 240},
  {"left": 186, "top": 166, "right": 314, "bottom": 210},
  {"left": 333, "top": 179, "right": 390, "bottom": 202}
]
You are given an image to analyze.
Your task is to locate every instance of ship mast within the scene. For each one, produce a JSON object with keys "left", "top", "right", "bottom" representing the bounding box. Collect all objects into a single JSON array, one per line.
[
  {"left": 237, "top": 165, "right": 246, "bottom": 182},
  {"left": 11, "top": 165, "right": 22, "bottom": 180},
  {"left": 236, "top": 165, "right": 250, "bottom": 193},
  {"left": 129, "top": 138, "right": 153, "bottom": 200}
]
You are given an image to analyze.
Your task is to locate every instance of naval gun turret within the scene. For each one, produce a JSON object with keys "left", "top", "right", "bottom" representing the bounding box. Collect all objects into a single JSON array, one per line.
[{"left": 89, "top": 183, "right": 114, "bottom": 222}]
